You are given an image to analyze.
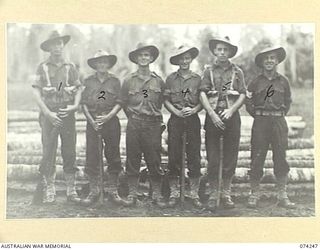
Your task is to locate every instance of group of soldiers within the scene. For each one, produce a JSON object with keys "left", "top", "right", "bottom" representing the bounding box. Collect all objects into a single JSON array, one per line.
[{"left": 31, "top": 30, "right": 295, "bottom": 212}]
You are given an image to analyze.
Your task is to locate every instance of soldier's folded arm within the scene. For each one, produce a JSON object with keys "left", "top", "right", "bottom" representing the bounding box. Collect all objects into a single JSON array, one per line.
[{"left": 245, "top": 80, "right": 255, "bottom": 117}]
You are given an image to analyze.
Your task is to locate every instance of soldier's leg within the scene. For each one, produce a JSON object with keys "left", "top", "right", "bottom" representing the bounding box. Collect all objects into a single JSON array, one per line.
[
  {"left": 271, "top": 117, "right": 294, "bottom": 208},
  {"left": 167, "top": 116, "right": 183, "bottom": 204},
  {"left": 102, "top": 117, "right": 127, "bottom": 205},
  {"left": 141, "top": 121, "right": 167, "bottom": 207},
  {"left": 60, "top": 114, "right": 80, "bottom": 203},
  {"left": 185, "top": 115, "right": 202, "bottom": 208},
  {"left": 125, "top": 118, "right": 143, "bottom": 205},
  {"left": 81, "top": 122, "right": 100, "bottom": 206},
  {"left": 247, "top": 117, "right": 270, "bottom": 208},
  {"left": 204, "top": 115, "right": 221, "bottom": 211},
  {"left": 39, "top": 113, "right": 59, "bottom": 204},
  {"left": 221, "top": 112, "right": 241, "bottom": 208}
]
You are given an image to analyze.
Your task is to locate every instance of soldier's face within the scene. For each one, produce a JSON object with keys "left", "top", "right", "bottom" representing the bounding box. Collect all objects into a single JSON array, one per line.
[
  {"left": 178, "top": 52, "right": 192, "bottom": 70},
  {"left": 262, "top": 52, "right": 279, "bottom": 71},
  {"left": 95, "top": 59, "right": 110, "bottom": 73},
  {"left": 49, "top": 39, "right": 64, "bottom": 56},
  {"left": 136, "top": 50, "right": 153, "bottom": 66},
  {"left": 214, "top": 43, "right": 230, "bottom": 62}
]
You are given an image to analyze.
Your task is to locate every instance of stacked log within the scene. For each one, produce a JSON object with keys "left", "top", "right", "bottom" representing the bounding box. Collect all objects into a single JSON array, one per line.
[{"left": 7, "top": 111, "right": 314, "bottom": 184}]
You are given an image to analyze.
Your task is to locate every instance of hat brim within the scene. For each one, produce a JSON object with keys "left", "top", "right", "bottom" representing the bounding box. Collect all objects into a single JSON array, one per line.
[
  {"left": 129, "top": 45, "right": 159, "bottom": 64},
  {"left": 209, "top": 39, "right": 238, "bottom": 58},
  {"left": 40, "top": 35, "right": 71, "bottom": 52},
  {"left": 169, "top": 47, "right": 199, "bottom": 65},
  {"left": 87, "top": 55, "right": 117, "bottom": 70},
  {"left": 255, "top": 47, "right": 286, "bottom": 67}
]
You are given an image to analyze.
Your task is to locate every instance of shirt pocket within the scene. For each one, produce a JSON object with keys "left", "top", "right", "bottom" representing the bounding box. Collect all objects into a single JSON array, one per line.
[
  {"left": 186, "top": 87, "right": 199, "bottom": 106},
  {"left": 104, "top": 88, "right": 118, "bottom": 107},
  {"left": 170, "top": 90, "right": 183, "bottom": 104},
  {"left": 147, "top": 85, "right": 162, "bottom": 103},
  {"left": 272, "top": 84, "right": 285, "bottom": 107},
  {"left": 128, "top": 87, "right": 142, "bottom": 105}
]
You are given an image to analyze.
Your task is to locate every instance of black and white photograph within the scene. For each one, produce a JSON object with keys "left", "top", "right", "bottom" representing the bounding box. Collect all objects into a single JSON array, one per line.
[{"left": 6, "top": 23, "right": 314, "bottom": 218}]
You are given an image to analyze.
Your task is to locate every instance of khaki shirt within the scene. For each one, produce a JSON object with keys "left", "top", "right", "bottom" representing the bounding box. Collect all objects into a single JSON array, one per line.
[
  {"left": 32, "top": 57, "right": 81, "bottom": 110},
  {"left": 200, "top": 61, "right": 246, "bottom": 98},
  {"left": 81, "top": 72, "right": 121, "bottom": 116},
  {"left": 120, "top": 71, "right": 165, "bottom": 118},
  {"left": 246, "top": 72, "right": 292, "bottom": 115},
  {"left": 164, "top": 70, "right": 201, "bottom": 110}
]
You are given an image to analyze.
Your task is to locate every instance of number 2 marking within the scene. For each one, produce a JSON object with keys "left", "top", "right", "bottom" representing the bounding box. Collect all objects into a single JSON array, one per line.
[{"left": 98, "top": 91, "right": 106, "bottom": 100}]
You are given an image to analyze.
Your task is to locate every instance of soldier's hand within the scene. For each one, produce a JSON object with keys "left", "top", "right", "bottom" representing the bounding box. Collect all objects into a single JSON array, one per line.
[
  {"left": 174, "top": 109, "right": 185, "bottom": 118},
  {"left": 91, "top": 121, "right": 102, "bottom": 131},
  {"left": 58, "top": 105, "right": 77, "bottom": 118},
  {"left": 46, "top": 111, "right": 63, "bottom": 127},
  {"left": 181, "top": 107, "right": 194, "bottom": 117},
  {"left": 220, "top": 108, "right": 234, "bottom": 121},
  {"left": 96, "top": 114, "right": 111, "bottom": 126},
  {"left": 209, "top": 111, "right": 225, "bottom": 130}
]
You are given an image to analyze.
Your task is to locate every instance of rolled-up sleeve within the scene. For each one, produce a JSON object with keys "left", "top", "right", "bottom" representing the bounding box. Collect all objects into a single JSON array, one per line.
[
  {"left": 114, "top": 78, "right": 122, "bottom": 105},
  {"left": 119, "top": 78, "right": 129, "bottom": 108},
  {"left": 245, "top": 80, "right": 255, "bottom": 116},
  {"left": 283, "top": 77, "right": 292, "bottom": 114},
  {"left": 69, "top": 64, "right": 81, "bottom": 88},
  {"left": 32, "top": 64, "right": 44, "bottom": 89},
  {"left": 163, "top": 77, "right": 172, "bottom": 99},
  {"left": 235, "top": 68, "right": 246, "bottom": 95},
  {"left": 199, "top": 69, "right": 212, "bottom": 93}
]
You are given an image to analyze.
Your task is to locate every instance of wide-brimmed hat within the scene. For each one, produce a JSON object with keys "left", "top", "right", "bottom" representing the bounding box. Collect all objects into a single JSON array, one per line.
[
  {"left": 87, "top": 50, "right": 117, "bottom": 69},
  {"left": 209, "top": 36, "right": 238, "bottom": 58},
  {"left": 40, "top": 30, "right": 71, "bottom": 52},
  {"left": 255, "top": 46, "right": 286, "bottom": 67},
  {"left": 169, "top": 45, "right": 199, "bottom": 65},
  {"left": 129, "top": 43, "right": 159, "bottom": 64}
]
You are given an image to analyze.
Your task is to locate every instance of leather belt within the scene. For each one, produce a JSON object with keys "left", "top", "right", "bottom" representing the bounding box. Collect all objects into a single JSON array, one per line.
[
  {"left": 255, "top": 109, "right": 284, "bottom": 116},
  {"left": 131, "top": 114, "right": 162, "bottom": 122}
]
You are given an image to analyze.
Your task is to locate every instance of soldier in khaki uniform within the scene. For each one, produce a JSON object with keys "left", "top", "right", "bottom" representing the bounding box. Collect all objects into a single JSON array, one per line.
[
  {"left": 120, "top": 43, "right": 167, "bottom": 207},
  {"left": 164, "top": 45, "right": 203, "bottom": 208},
  {"left": 32, "top": 31, "right": 82, "bottom": 204},
  {"left": 200, "top": 37, "right": 246, "bottom": 211},
  {"left": 246, "top": 46, "right": 295, "bottom": 209},
  {"left": 81, "top": 50, "right": 127, "bottom": 206}
]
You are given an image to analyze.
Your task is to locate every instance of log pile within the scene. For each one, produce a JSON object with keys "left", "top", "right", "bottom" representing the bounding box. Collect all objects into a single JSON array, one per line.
[{"left": 7, "top": 111, "right": 314, "bottom": 183}]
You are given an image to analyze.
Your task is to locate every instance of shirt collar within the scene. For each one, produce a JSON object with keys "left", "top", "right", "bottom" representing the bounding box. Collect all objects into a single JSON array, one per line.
[
  {"left": 132, "top": 70, "right": 157, "bottom": 80},
  {"left": 175, "top": 70, "right": 197, "bottom": 80},
  {"left": 93, "top": 72, "right": 111, "bottom": 83},
  {"left": 261, "top": 71, "right": 280, "bottom": 81},
  {"left": 214, "top": 60, "right": 232, "bottom": 70},
  {"left": 46, "top": 56, "right": 67, "bottom": 66}
]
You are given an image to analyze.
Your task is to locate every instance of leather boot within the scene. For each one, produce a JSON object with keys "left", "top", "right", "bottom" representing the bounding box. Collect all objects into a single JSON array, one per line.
[
  {"left": 150, "top": 176, "right": 168, "bottom": 208},
  {"left": 247, "top": 179, "right": 260, "bottom": 209},
  {"left": 81, "top": 175, "right": 100, "bottom": 206},
  {"left": 187, "top": 177, "right": 203, "bottom": 208},
  {"left": 119, "top": 175, "right": 140, "bottom": 207},
  {"left": 106, "top": 172, "right": 131, "bottom": 206},
  {"left": 206, "top": 180, "right": 218, "bottom": 212},
  {"left": 65, "top": 173, "right": 81, "bottom": 203},
  {"left": 221, "top": 177, "right": 235, "bottom": 209},
  {"left": 43, "top": 172, "right": 56, "bottom": 204},
  {"left": 168, "top": 176, "right": 179, "bottom": 207},
  {"left": 277, "top": 175, "right": 295, "bottom": 209}
]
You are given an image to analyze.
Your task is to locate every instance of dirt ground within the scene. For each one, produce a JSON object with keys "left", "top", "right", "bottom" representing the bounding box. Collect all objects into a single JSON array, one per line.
[{"left": 6, "top": 181, "right": 315, "bottom": 218}]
